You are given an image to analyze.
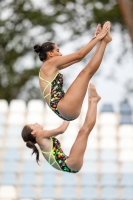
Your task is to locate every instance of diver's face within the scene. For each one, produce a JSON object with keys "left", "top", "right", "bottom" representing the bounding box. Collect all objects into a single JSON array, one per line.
[
  {"left": 29, "top": 123, "right": 43, "bottom": 131},
  {"left": 52, "top": 44, "right": 62, "bottom": 56}
]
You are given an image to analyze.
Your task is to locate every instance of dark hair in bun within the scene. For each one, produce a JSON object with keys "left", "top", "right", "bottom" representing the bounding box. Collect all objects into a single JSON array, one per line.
[
  {"left": 33, "top": 42, "right": 55, "bottom": 62},
  {"left": 34, "top": 44, "right": 41, "bottom": 53}
]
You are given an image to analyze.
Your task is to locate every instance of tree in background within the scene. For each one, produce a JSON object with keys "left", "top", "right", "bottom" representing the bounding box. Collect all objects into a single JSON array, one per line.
[{"left": 0, "top": 0, "right": 132, "bottom": 102}]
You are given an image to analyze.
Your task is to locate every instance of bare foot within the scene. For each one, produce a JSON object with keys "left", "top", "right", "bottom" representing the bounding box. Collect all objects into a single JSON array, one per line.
[
  {"left": 103, "top": 21, "right": 112, "bottom": 43},
  {"left": 94, "top": 23, "right": 102, "bottom": 37},
  {"left": 89, "top": 83, "right": 101, "bottom": 102}
]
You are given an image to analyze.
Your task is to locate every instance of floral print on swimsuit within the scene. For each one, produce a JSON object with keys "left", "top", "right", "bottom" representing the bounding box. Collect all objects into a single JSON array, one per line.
[
  {"left": 52, "top": 137, "right": 78, "bottom": 173},
  {"left": 50, "top": 73, "right": 73, "bottom": 121}
]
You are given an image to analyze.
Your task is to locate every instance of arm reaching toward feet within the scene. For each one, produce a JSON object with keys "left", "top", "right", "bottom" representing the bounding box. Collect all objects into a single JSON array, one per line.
[
  {"left": 39, "top": 121, "right": 70, "bottom": 138},
  {"left": 57, "top": 22, "right": 109, "bottom": 70}
]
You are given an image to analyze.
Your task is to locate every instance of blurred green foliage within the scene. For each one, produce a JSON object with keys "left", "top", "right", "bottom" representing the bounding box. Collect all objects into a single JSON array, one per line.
[{"left": 0, "top": 0, "right": 126, "bottom": 101}]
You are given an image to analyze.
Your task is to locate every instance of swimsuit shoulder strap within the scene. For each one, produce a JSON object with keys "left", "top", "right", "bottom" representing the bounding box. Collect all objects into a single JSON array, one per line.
[
  {"left": 39, "top": 70, "right": 51, "bottom": 84},
  {"left": 39, "top": 70, "right": 59, "bottom": 99},
  {"left": 41, "top": 137, "right": 56, "bottom": 165},
  {"left": 39, "top": 69, "right": 59, "bottom": 83}
]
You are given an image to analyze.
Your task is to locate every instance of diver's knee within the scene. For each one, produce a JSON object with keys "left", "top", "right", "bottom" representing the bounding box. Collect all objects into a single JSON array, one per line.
[{"left": 67, "top": 158, "right": 83, "bottom": 171}]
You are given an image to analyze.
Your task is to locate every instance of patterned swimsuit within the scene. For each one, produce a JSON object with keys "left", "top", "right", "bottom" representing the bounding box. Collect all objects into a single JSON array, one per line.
[
  {"left": 41, "top": 137, "right": 78, "bottom": 173},
  {"left": 39, "top": 71, "right": 73, "bottom": 121}
]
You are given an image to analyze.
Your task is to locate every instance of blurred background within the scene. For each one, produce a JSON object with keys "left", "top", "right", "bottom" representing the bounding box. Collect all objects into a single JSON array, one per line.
[{"left": 0, "top": 0, "right": 133, "bottom": 199}]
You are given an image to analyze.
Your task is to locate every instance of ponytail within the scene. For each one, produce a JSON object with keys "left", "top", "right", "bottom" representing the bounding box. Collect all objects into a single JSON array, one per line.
[{"left": 21, "top": 126, "right": 40, "bottom": 164}]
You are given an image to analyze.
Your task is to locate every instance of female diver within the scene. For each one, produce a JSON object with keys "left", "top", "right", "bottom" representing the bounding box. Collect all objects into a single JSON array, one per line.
[
  {"left": 34, "top": 21, "right": 112, "bottom": 121},
  {"left": 22, "top": 84, "right": 101, "bottom": 173}
]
